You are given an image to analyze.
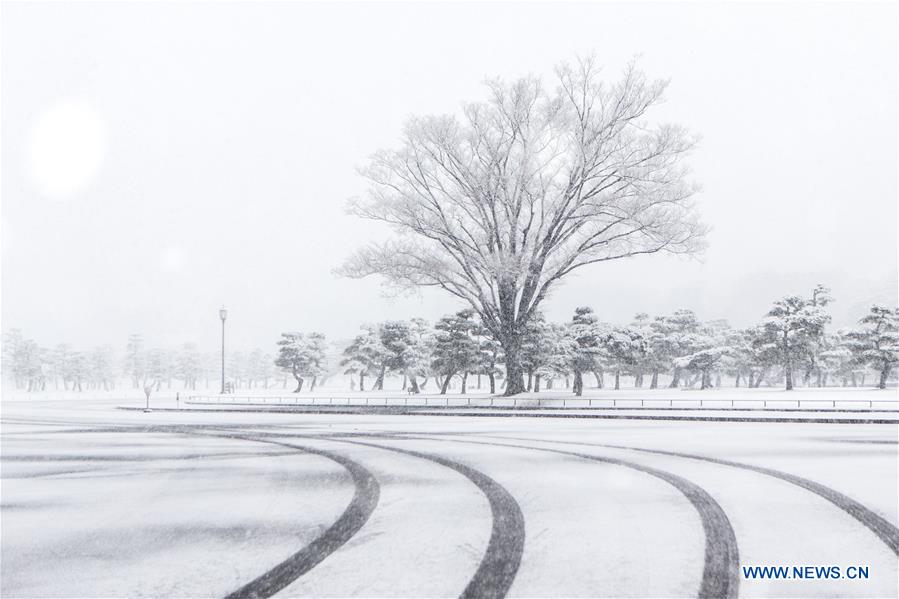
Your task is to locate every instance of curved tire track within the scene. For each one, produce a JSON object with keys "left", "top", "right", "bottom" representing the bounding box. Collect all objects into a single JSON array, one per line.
[
  {"left": 355, "top": 433, "right": 739, "bottom": 599},
  {"left": 486, "top": 434, "right": 899, "bottom": 556},
  {"left": 325, "top": 437, "right": 526, "bottom": 599},
  {"left": 618, "top": 446, "right": 899, "bottom": 556},
  {"left": 14, "top": 423, "right": 384, "bottom": 599},
  {"left": 199, "top": 434, "right": 382, "bottom": 599}
]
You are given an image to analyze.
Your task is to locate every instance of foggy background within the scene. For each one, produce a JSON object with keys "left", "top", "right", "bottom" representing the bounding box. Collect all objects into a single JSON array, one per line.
[{"left": 2, "top": 1, "right": 896, "bottom": 351}]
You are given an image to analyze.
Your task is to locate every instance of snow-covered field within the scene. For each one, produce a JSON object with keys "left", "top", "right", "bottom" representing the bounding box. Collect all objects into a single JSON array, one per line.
[{"left": 2, "top": 393, "right": 897, "bottom": 598}]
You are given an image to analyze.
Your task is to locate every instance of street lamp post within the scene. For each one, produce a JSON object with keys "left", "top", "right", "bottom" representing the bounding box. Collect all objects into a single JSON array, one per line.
[{"left": 219, "top": 306, "right": 228, "bottom": 394}]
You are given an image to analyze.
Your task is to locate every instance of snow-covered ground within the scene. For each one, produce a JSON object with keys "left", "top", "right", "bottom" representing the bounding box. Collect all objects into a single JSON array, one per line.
[{"left": 2, "top": 394, "right": 897, "bottom": 598}]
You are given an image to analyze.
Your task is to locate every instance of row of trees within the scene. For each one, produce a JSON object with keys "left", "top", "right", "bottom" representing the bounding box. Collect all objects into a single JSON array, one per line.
[
  {"left": 2, "top": 332, "right": 284, "bottom": 392},
  {"left": 335, "top": 314, "right": 501, "bottom": 394},
  {"left": 1, "top": 333, "right": 118, "bottom": 392},
  {"left": 322, "top": 286, "right": 896, "bottom": 394},
  {"left": 5, "top": 289, "right": 897, "bottom": 395}
]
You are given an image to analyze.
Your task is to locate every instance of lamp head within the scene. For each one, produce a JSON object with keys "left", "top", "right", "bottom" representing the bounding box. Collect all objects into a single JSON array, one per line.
[{"left": 219, "top": 306, "right": 228, "bottom": 321}]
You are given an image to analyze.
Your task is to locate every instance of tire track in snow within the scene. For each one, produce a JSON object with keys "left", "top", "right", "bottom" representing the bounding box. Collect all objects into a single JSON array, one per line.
[
  {"left": 166, "top": 431, "right": 381, "bottom": 599},
  {"left": 216, "top": 436, "right": 380, "bottom": 599},
  {"left": 321, "top": 437, "right": 526, "bottom": 599},
  {"left": 488, "top": 435, "right": 899, "bottom": 556},
  {"left": 6, "top": 423, "right": 383, "bottom": 598},
  {"left": 351, "top": 433, "right": 739, "bottom": 599}
]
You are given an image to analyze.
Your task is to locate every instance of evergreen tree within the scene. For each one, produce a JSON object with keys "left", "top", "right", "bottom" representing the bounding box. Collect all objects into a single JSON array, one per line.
[
  {"left": 474, "top": 323, "right": 503, "bottom": 394},
  {"left": 88, "top": 345, "right": 116, "bottom": 391},
  {"left": 601, "top": 326, "right": 646, "bottom": 390},
  {"left": 275, "top": 332, "right": 328, "bottom": 392},
  {"left": 178, "top": 342, "right": 203, "bottom": 390},
  {"left": 433, "top": 310, "right": 480, "bottom": 394},
  {"left": 569, "top": 307, "right": 602, "bottom": 396},
  {"left": 2, "top": 329, "right": 46, "bottom": 390},
  {"left": 520, "top": 313, "right": 557, "bottom": 392},
  {"left": 341, "top": 325, "right": 387, "bottom": 391},
  {"left": 759, "top": 291, "right": 831, "bottom": 390},
  {"left": 652, "top": 309, "right": 702, "bottom": 387},
  {"left": 844, "top": 305, "right": 899, "bottom": 389},
  {"left": 124, "top": 334, "right": 147, "bottom": 388},
  {"left": 674, "top": 320, "right": 733, "bottom": 390}
]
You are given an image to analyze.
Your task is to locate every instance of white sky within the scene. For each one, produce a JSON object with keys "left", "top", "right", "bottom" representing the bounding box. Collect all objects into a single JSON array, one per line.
[{"left": 2, "top": 1, "right": 897, "bottom": 352}]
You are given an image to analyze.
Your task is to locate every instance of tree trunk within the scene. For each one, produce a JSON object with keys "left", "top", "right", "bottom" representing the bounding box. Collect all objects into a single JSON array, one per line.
[
  {"left": 375, "top": 364, "right": 386, "bottom": 390},
  {"left": 593, "top": 371, "right": 603, "bottom": 389},
  {"left": 461, "top": 372, "right": 468, "bottom": 394},
  {"left": 634, "top": 372, "right": 644, "bottom": 388},
  {"left": 650, "top": 371, "right": 659, "bottom": 389},
  {"left": 783, "top": 332, "right": 793, "bottom": 391},
  {"left": 293, "top": 374, "right": 304, "bottom": 393},
  {"left": 573, "top": 369, "right": 583, "bottom": 396},
  {"left": 359, "top": 372, "right": 366, "bottom": 391},
  {"left": 526, "top": 370, "right": 533, "bottom": 392},
  {"left": 614, "top": 370, "right": 620, "bottom": 390},
  {"left": 669, "top": 367, "right": 681, "bottom": 388},
  {"left": 489, "top": 373, "right": 496, "bottom": 394},
  {"left": 753, "top": 370, "right": 765, "bottom": 388},
  {"left": 700, "top": 370, "right": 710, "bottom": 390},
  {"left": 477, "top": 373, "right": 481, "bottom": 389},
  {"left": 440, "top": 373, "right": 454, "bottom": 395},
  {"left": 409, "top": 375, "right": 421, "bottom": 394},
  {"left": 533, "top": 374, "right": 541, "bottom": 393},
  {"left": 735, "top": 373, "right": 741, "bottom": 388},
  {"left": 879, "top": 365, "right": 889, "bottom": 389},
  {"left": 310, "top": 375, "right": 317, "bottom": 391},
  {"left": 500, "top": 332, "right": 526, "bottom": 396}
]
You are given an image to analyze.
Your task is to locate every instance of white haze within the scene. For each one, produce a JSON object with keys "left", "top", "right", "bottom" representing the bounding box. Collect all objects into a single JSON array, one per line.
[{"left": 2, "top": 1, "right": 896, "bottom": 352}]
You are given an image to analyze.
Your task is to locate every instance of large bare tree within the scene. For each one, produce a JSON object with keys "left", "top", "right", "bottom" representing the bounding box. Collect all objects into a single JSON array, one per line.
[{"left": 340, "top": 59, "right": 706, "bottom": 395}]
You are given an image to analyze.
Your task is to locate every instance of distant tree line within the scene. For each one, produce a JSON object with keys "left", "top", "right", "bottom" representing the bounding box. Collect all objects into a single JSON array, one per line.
[
  {"left": 4, "top": 285, "right": 897, "bottom": 394},
  {"left": 323, "top": 285, "right": 897, "bottom": 394},
  {"left": 1, "top": 333, "right": 282, "bottom": 393}
]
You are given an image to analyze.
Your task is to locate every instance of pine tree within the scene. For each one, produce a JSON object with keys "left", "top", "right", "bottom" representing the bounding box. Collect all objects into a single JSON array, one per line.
[
  {"left": 433, "top": 310, "right": 480, "bottom": 394},
  {"left": 759, "top": 291, "right": 831, "bottom": 390},
  {"left": 275, "top": 332, "right": 328, "bottom": 392},
  {"left": 674, "top": 320, "right": 733, "bottom": 390},
  {"left": 341, "top": 325, "right": 387, "bottom": 391},
  {"left": 601, "top": 326, "right": 646, "bottom": 390},
  {"left": 178, "top": 343, "right": 203, "bottom": 390},
  {"left": 124, "top": 334, "right": 147, "bottom": 389},
  {"left": 88, "top": 345, "right": 116, "bottom": 391},
  {"left": 844, "top": 305, "right": 899, "bottom": 389},
  {"left": 651, "top": 309, "right": 701, "bottom": 388},
  {"left": 474, "top": 323, "right": 503, "bottom": 394},
  {"left": 568, "top": 307, "right": 602, "bottom": 396}
]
